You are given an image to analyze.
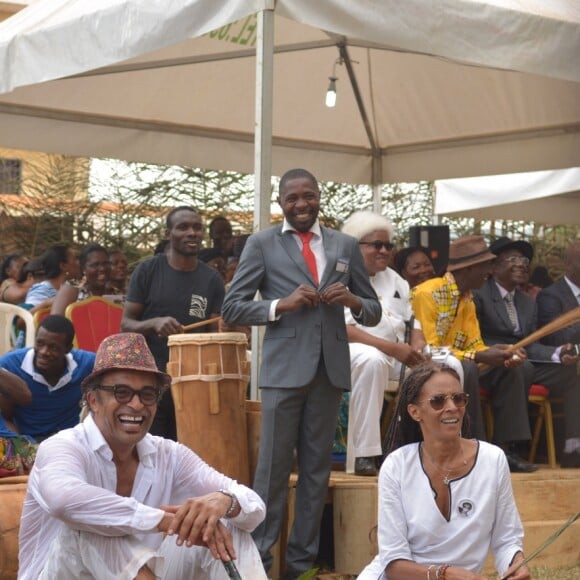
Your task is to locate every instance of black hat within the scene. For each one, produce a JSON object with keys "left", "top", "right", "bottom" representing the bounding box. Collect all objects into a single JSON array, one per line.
[{"left": 489, "top": 237, "right": 533, "bottom": 261}]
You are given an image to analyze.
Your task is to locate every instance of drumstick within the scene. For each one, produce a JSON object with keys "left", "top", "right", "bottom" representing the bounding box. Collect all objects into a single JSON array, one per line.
[
  {"left": 478, "top": 306, "right": 580, "bottom": 370},
  {"left": 181, "top": 316, "right": 222, "bottom": 332},
  {"left": 507, "top": 306, "right": 580, "bottom": 353}
]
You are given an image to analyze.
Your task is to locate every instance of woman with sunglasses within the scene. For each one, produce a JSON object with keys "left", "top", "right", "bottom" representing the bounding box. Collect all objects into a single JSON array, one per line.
[{"left": 358, "top": 362, "right": 530, "bottom": 580}]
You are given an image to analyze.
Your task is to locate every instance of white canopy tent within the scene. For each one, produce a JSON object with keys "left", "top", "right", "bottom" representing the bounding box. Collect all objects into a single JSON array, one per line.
[
  {"left": 1, "top": 0, "right": 579, "bottom": 195},
  {"left": 435, "top": 167, "right": 580, "bottom": 225},
  {"left": 2, "top": 0, "right": 579, "bottom": 394}
]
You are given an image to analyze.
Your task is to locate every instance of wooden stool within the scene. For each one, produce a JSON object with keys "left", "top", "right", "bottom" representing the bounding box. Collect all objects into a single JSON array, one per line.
[{"left": 528, "top": 384, "right": 557, "bottom": 469}]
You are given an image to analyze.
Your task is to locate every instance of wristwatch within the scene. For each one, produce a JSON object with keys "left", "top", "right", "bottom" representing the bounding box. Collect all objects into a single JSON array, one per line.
[{"left": 218, "top": 489, "right": 239, "bottom": 518}]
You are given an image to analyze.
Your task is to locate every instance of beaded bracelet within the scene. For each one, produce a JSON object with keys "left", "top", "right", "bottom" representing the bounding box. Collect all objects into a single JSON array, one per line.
[
  {"left": 439, "top": 563, "right": 451, "bottom": 580},
  {"left": 427, "top": 564, "right": 436, "bottom": 580}
]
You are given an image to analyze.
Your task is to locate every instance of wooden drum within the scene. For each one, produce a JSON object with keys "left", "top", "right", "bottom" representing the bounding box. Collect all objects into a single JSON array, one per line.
[{"left": 167, "top": 333, "right": 250, "bottom": 485}]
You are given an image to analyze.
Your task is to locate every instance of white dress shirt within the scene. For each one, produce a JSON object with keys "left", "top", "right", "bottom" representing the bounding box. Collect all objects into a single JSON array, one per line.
[
  {"left": 19, "top": 415, "right": 265, "bottom": 580},
  {"left": 564, "top": 275, "right": 580, "bottom": 304},
  {"left": 269, "top": 219, "right": 327, "bottom": 320}
]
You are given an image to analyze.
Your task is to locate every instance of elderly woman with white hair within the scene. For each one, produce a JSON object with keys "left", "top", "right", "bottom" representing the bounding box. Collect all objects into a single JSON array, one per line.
[{"left": 341, "top": 211, "right": 463, "bottom": 476}]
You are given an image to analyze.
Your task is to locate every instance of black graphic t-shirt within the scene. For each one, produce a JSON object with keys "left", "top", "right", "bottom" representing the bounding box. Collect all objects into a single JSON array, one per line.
[{"left": 126, "top": 254, "right": 225, "bottom": 370}]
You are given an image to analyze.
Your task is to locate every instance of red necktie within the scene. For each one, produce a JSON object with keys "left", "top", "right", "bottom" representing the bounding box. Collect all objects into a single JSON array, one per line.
[{"left": 297, "top": 231, "right": 319, "bottom": 285}]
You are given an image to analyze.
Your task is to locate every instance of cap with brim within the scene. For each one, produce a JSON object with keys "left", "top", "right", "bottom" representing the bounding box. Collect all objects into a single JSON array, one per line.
[
  {"left": 489, "top": 237, "right": 534, "bottom": 261},
  {"left": 447, "top": 235, "right": 496, "bottom": 272},
  {"left": 81, "top": 333, "right": 171, "bottom": 390}
]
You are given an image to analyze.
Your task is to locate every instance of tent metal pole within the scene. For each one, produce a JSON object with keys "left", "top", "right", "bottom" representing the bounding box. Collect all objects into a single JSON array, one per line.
[
  {"left": 251, "top": 3, "right": 275, "bottom": 400},
  {"left": 338, "top": 43, "right": 383, "bottom": 210},
  {"left": 372, "top": 153, "right": 383, "bottom": 212}
]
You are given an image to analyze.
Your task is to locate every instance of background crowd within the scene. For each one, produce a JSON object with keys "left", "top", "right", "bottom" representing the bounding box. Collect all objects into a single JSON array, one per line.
[{"left": 0, "top": 174, "right": 578, "bottom": 578}]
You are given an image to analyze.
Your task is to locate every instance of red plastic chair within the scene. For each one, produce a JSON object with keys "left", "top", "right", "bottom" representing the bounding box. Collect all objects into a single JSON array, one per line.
[
  {"left": 32, "top": 305, "right": 52, "bottom": 328},
  {"left": 65, "top": 296, "right": 123, "bottom": 352}
]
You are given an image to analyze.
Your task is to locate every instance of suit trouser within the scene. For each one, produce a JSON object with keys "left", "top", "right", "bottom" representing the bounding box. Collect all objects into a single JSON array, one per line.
[
  {"left": 479, "top": 363, "right": 534, "bottom": 443},
  {"left": 252, "top": 365, "right": 342, "bottom": 577},
  {"left": 460, "top": 360, "right": 487, "bottom": 441},
  {"left": 532, "top": 361, "right": 580, "bottom": 440}
]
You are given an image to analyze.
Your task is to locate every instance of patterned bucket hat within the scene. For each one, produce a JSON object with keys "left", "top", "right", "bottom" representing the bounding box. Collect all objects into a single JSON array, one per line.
[{"left": 81, "top": 333, "right": 171, "bottom": 390}]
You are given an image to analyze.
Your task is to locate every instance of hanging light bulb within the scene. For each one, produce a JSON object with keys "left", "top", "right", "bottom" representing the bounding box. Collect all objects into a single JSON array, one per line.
[{"left": 325, "top": 77, "right": 337, "bottom": 108}]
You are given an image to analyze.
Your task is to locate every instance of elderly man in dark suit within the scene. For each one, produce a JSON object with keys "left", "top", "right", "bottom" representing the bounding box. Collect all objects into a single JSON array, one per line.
[
  {"left": 474, "top": 238, "right": 580, "bottom": 469},
  {"left": 222, "top": 168, "right": 381, "bottom": 578}
]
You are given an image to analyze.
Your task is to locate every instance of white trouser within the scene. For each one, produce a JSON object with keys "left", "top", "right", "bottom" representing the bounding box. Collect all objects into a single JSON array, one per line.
[
  {"left": 38, "top": 521, "right": 267, "bottom": 580},
  {"left": 346, "top": 343, "right": 400, "bottom": 473},
  {"left": 346, "top": 344, "right": 464, "bottom": 473}
]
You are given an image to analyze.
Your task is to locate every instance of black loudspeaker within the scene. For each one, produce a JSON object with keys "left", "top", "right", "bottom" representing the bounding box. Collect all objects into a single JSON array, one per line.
[{"left": 408, "top": 225, "right": 450, "bottom": 276}]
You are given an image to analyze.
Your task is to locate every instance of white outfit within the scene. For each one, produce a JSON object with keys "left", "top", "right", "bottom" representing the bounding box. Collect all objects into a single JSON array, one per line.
[
  {"left": 19, "top": 415, "right": 266, "bottom": 580},
  {"left": 344, "top": 268, "right": 463, "bottom": 472},
  {"left": 344, "top": 269, "right": 414, "bottom": 472},
  {"left": 358, "top": 441, "right": 524, "bottom": 579}
]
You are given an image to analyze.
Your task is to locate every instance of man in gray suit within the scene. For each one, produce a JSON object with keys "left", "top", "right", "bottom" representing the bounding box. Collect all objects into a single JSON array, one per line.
[
  {"left": 474, "top": 237, "right": 580, "bottom": 468},
  {"left": 222, "top": 168, "right": 381, "bottom": 578}
]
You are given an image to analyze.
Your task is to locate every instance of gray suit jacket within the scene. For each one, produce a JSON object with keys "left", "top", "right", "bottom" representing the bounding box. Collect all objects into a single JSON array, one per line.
[
  {"left": 222, "top": 224, "right": 381, "bottom": 389},
  {"left": 473, "top": 277, "right": 556, "bottom": 361},
  {"left": 537, "top": 278, "right": 580, "bottom": 346}
]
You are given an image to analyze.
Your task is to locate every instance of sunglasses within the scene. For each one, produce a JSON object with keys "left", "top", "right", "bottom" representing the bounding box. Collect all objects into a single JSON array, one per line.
[
  {"left": 416, "top": 392, "right": 469, "bottom": 410},
  {"left": 95, "top": 384, "right": 162, "bottom": 406},
  {"left": 359, "top": 240, "right": 395, "bottom": 251}
]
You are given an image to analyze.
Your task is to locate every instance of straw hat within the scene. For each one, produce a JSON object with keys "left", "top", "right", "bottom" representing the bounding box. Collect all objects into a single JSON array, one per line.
[
  {"left": 447, "top": 236, "right": 496, "bottom": 272},
  {"left": 81, "top": 333, "right": 171, "bottom": 390}
]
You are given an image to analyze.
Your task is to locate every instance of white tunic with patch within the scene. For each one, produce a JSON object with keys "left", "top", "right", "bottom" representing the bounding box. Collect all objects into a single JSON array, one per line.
[{"left": 358, "top": 441, "right": 523, "bottom": 578}]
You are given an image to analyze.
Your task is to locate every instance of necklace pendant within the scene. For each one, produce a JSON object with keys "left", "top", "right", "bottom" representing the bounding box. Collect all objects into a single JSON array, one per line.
[{"left": 443, "top": 475, "right": 450, "bottom": 485}]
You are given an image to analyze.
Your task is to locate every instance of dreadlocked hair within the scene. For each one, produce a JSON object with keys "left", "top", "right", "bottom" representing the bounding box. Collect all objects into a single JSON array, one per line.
[{"left": 381, "top": 361, "right": 469, "bottom": 464}]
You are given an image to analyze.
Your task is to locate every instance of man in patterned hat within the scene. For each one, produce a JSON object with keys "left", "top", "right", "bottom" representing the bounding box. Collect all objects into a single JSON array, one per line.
[
  {"left": 411, "top": 235, "right": 537, "bottom": 473},
  {"left": 18, "top": 333, "right": 266, "bottom": 579}
]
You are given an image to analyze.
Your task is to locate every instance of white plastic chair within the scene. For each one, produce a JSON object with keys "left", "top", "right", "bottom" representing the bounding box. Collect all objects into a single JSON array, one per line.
[{"left": 0, "top": 303, "right": 35, "bottom": 354}]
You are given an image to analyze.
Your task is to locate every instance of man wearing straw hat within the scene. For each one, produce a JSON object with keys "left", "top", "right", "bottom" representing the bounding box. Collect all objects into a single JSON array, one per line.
[
  {"left": 122, "top": 206, "right": 225, "bottom": 440},
  {"left": 411, "top": 235, "right": 537, "bottom": 473},
  {"left": 18, "top": 333, "right": 267, "bottom": 579}
]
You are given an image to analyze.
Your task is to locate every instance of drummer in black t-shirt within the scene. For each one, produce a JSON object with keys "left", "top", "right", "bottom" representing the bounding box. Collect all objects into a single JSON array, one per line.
[{"left": 122, "top": 206, "right": 225, "bottom": 440}]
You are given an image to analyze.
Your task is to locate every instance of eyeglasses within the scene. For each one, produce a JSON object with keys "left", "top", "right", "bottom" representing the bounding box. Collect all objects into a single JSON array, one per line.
[
  {"left": 95, "top": 384, "right": 162, "bottom": 406},
  {"left": 359, "top": 241, "right": 395, "bottom": 251},
  {"left": 501, "top": 256, "right": 530, "bottom": 266},
  {"left": 416, "top": 392, "right": 470, "bottom": 410}
]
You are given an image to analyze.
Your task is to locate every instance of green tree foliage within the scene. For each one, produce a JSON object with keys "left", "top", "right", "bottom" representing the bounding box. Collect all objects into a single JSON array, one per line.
[{"left": 4, "top": 156, "right": 577, "bottom": 280}]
